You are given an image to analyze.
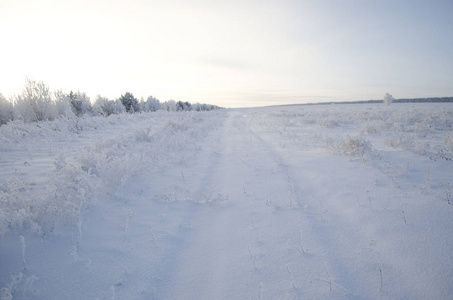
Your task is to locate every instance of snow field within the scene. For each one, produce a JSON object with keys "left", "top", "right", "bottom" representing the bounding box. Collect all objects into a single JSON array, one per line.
[
  {"left": 0, "top": 111, "right": 222, "bottom": 236},
  {"left": 1, "top": 103, "right": 452, "bottom": 299}
]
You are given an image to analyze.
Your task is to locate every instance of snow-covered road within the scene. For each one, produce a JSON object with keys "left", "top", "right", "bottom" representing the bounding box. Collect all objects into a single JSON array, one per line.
[{"left": 1, "top": 105, "right": 452, "bottom": 299}]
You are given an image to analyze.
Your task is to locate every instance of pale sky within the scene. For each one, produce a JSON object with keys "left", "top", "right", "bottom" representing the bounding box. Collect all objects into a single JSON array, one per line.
[{"left": 1, "top": 0, "right": 452, "bottom": 107}]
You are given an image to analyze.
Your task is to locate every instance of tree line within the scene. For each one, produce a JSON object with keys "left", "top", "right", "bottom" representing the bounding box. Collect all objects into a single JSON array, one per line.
[{"left": 0, "top": 79, "right": 222, "bottom": 125}]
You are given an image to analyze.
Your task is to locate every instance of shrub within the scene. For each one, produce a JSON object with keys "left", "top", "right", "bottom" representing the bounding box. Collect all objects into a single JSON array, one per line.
[
  {"left": 327, "top": 135, "right": 372, "bottom": 158},
  {"left": 69, "top": 91, "right": 93, "bottom": 116},
  {"left": 13, "top": 79, "right": 57, "bottom": 122},
  {"left": 145, "top": 96, "right": 162, "bottom": 112},
  {"left": 343, "top": 136, "right": 373, "bottom": 157},
  {"left": 53, "top": 90, "right": 74, "bottom": 117},
  {"left": 0, "top": 93, "right": 13, "bottom": 125}
]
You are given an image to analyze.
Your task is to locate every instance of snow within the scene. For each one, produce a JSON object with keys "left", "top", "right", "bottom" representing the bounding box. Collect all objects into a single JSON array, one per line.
[{"left": 1, "top": 103, "right": 452, "bottom": 299}]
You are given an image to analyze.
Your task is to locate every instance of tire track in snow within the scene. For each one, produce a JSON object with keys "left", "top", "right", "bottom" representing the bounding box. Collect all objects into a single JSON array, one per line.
[
  {"left": 245, "top": 111, "right": 387, "bottom": 297},
  {"left": 236, "top": 112, "right": 353, "bottom": 298},
  {"left": 156, "top": 111, "right": 262, "bottom": 299},
  {"left": 157, "top": 111, "right": 349, "bottom": 299},
  {"left": 244, "top": 108, "right": 443, "bottom": 299}
]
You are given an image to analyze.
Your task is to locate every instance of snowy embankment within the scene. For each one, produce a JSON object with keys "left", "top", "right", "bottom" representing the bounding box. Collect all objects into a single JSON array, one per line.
[{"left": 1, "top": 104, "right": 452, "bottom": 299}]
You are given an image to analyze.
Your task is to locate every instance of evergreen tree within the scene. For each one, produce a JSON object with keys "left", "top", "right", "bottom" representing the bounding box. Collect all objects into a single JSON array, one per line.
[
  {"left": 176, "top": 101, "right": 192, "bottom": 111},
  {"left": 119, "top": 92, "right": 139, "bottom": 113},
  {"left": 69, "top": 91, "right": 92, "bottom": 116}
]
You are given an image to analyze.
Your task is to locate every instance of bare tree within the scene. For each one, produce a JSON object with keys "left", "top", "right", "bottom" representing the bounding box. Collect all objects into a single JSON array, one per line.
[{"left": 13, "top": 79, "right": 57, "bottom": 122}]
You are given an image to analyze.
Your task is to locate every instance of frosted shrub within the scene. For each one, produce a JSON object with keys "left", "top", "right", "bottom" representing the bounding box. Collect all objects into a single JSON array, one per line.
[
  {"left": 13, "top": 79, "right": 57, "bottom": 122},
  {"left": 69, "top": 91, "right": 93, "bottom": 116},
  {"left": 413, "top": 123, "right": 431, "bottom": 138},
  {"left": 93, "top": 95, "right": 114, "bottom": 116},
  {"left": 53, "top": 90, "right": 73, "bottom": 117},
  {"left": 344, "top": 136, "right": 372, "bottom": 157},
  {"left": 0, "top": 178, "right": 43, "bottom": 234},
  {"left": 362, "top": 121, "right": 382, "bottom": 134},
  {"left": 143, "top": 96, "right": 161, "bottom": 112},
  {"left": 0, "top": 154, "right": 99, "bottom": 235},
  {"left": 326, "top": 135, "right": 372, "bottom": 158},
  {"left": 385, "top": 134, "right": 415, "bottom": 150},
  {"left": 163, "top": 100, "right": 177, "bottom": 112},
  {"left": 52, "top": 155, "right": 97, "bottom": 223},
  {"left": 0, "top": 110, "right": 223, "bottom": 236},
  {"left": 134, "top": 127, "right": 154, "bottom": 143},
  {"left": 95, "top": 99, "right": 128, "bottom": 116},
  {"left": 0, "top": 94, "right": 13, "bottom": 125}
]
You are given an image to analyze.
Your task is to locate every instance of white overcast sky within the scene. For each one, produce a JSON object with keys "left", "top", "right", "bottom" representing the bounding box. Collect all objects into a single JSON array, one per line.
[{"left": 1, "top": 0, "right": 452, "bottom": 107}]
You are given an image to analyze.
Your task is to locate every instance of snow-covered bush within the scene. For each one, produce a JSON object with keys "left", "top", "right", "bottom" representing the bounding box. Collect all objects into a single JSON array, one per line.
[
  {"left": 0, "top": 154, "right": 97, "bottom": 235},
  {"left": 326, "top": 135, "right": 373, "bottom": 158},
  {"left": 188, "top": 102, "right": 222, "bottom": 111},
  {"left": 386, "top": 134, "right": 411, "bottom": 149},
  {"left": 93, "top": 96, "right": 115, "bottom": 116},
  {"left": 413, "top": 122, "right": 431, "bottom": 138},
  {"left": 383, "top": 93, "right": 394, "bottom": 105},
  {"left": 93, "top": 95, "right": 109, "bottom": 116},
  {"left": 0, "top": 109, "right": 224, "bottom": 236},
  {"left": 140, "top": 96, "right": 161, "bottom": 112},
  {"left": 113, "top": 99, "right": 127, "bottom": 115},
  {"left": 0, "top": 93, "right": 13, "bottom": 125},
  {"left": 93, "top": 96, "right": 126, "bottom": 116},
  {"left": 163, "top": 100, "right": 177, "bottom": 112},
  {"left": 13, "top": 79, "right": 57, "bottom": 122},
  {"left": 54, "top": 90, "right": 74, "bottom": 117},
  {"left": 69, "top": 91, "right": 93, "bottom": 116},
  {"left": 0, "top": 177, "right": 45, "bottom": 234},
  {"left": 148, "top": 96, "right": 162, "bottom": 111},
  {"left": 362, "top": 122, "right": 381, "bottom": 134},
  {"left": 343, "top": 136, "right": 373, "bottom": 157}
]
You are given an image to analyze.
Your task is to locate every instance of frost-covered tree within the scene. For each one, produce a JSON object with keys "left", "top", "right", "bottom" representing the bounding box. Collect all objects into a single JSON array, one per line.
[
  {"left": 13, "top": 78, "right": 57, "bottom": 122},
  {"left": 149, "top": 96, "right": 161, "bottom": 111},
  {"left": 119, "top": 92, "right": 139, "bottom": 113},
  {"left": 93, "top": 95, "right": 111, "bottom": 116},
  {"left": 69, "top": 91, "right": 92, "bottom": 116},
  {"left": 190, "top": 102, "right": 221, "bottom": 111},
  {"left": 93, "top": 96, "right": 126, "bottom": 116},
  {"left": 383, "top": 93, "right": 394, "bottom": 106},
  {"left": 176, "top": 101, "right": 192, "bottom": 111},
  {"left": 192, "top": 103, "right": 200, "bottom": 111},
  {"left": 139, "top": 97, "right": 147, "bottom": 112},
  {"left": 163, "top": 100, "right": 176, "bottom": 111},
  {"left": 0, "top": 92, "right": 13, "bottom": 125},
  {"left": 112, "top": 99, "right": 126, "bottom": 114},
  {"left": 144, "top": 95, "right": 161, "bottom": 112},
  {"left": 54, "top": 90, "right": 73, "bottom": 117}
]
